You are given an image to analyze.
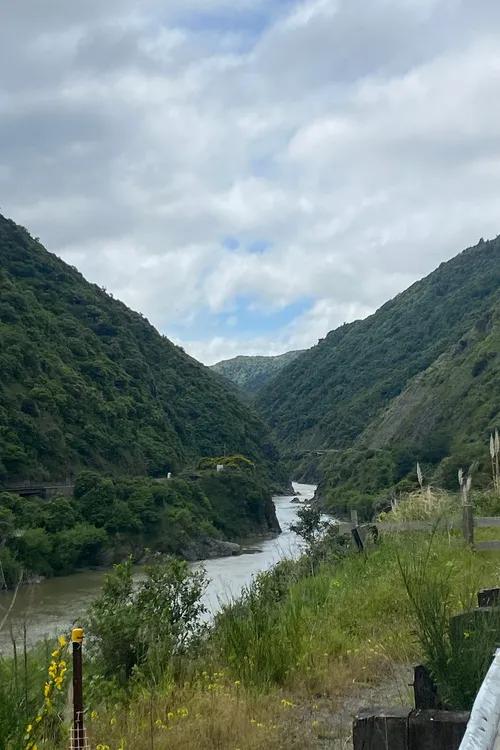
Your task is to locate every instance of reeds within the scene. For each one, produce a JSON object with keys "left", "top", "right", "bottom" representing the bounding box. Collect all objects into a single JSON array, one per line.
[{"left": 490, "top": 429, "right": 500, "bottom": 495}]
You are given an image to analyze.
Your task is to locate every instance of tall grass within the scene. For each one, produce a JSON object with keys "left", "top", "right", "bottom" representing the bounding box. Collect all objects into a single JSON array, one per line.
[
  {"left": 0, "top": 632, "right": 65, "bottom": 749},
  {"left": 491, "top": 429, "right": 500, "bottom": 496},
  {"left": 3, "top": 531, "right": 500, "bottom": 749},
  {"left": 398, "top": 529, "right": 500, "bottom": 709}
]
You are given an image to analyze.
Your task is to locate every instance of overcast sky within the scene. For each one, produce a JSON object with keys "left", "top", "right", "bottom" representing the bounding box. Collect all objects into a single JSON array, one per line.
[{"left": 1, "top": 1, "right": 500, "bottom": 364}]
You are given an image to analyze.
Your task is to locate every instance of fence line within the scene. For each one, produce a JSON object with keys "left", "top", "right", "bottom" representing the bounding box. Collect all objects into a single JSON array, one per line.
[{"left": 338, "top": 510, "right": 500, "bottom": 551}]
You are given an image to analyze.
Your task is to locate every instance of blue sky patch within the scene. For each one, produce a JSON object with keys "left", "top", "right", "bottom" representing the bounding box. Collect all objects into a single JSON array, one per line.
[
  {"left": 167, "top": 295, "right": 315, "bottom": 342},
  {"left": 248, "top": 239, "right": 271, "bottom": 254},
  {"left": 222, "top": 236, "right": 240, "bottom": 250}
]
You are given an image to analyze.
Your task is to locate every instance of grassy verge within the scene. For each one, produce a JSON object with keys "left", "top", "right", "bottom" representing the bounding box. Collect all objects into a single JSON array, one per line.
[
  {"left": 5, "top": 527, "right": 500, "bottom": 749},
  {"left": 86, "top": 532, "right": 499, "bottom": 750}
]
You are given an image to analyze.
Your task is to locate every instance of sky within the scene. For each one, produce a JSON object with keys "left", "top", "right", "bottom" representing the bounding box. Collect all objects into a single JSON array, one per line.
[{"left": 1, "top": 1, "right": 500, "bottom": 365}]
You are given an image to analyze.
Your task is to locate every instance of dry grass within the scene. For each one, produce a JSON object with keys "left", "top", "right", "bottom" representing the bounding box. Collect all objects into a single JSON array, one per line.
[
  {"left": 87, "top": 657, "right": 411, "bottom": 750},
  {"left": 379, "top": 486, "right": 458, "bottom": 522}
]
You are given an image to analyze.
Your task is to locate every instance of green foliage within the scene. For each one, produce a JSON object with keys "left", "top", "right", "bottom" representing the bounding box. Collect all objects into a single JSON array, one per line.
[
  {"left": 0, "top": 213, "right": 284, "bottom": 485},
  {"left": 398, "top": 533, "right": 500, "bottom": 709},
  {"left": 257, "top": 234, "right": 500, "bottom": 454},
  {"left": 86, "top": 556, "right": 207, "bottom": 685},
  {"left": 289, "top": 504, "right": 325, "bottom": 546},
  {"left": 259, "top": 237, "right": 500, "bottom": 511},
  {"left": 0, "top": 469, "right": 280, "bottom": 585},
  {"left": 198, "top": 454, "right": 255, "bottom": 471},
  {"left": 0, "top": 639, "right": 63, "bottom": 749},
  {"left": 210, "top": 351, "right": 304, "bottom": 395}
]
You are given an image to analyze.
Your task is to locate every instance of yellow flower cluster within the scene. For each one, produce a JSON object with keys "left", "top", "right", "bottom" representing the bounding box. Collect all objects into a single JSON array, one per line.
[{"left": 25, "top": 635, "right": 68, "bottom": 750}]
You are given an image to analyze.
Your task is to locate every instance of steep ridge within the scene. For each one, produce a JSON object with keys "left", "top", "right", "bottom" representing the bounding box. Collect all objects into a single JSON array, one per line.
[
  {"left": 313, "top": 306, "right": 500, "bottom": 516},
  {"left": 257, "top": 235, "right": 500, "bottom": 454},
  {"left": 0, "top": 214, "right": 285, "bottom": 488},
  {"left": 210, "top": 350, "right": 304, "bottom": 395}
]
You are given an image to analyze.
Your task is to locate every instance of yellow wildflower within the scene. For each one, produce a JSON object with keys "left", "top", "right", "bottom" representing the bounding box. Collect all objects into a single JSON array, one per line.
[
  {"left": 91, "top": 711, "right": 99, "bottom": 721},
  {"left": 58, "top": 636, "right": 67, "bottom": 647},
  {"left": 110, "top": 717, "right": 117, "bottom": 726}
]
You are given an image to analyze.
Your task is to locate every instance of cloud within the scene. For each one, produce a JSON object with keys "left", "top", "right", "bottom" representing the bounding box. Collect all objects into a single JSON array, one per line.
[{"left": 1, "top": 0, "right": 500, "bottom": 363}]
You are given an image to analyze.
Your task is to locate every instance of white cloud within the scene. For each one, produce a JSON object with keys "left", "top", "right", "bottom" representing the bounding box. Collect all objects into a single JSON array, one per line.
[{"left": 1, "top": 0, "right": 500, "bottom": 364}]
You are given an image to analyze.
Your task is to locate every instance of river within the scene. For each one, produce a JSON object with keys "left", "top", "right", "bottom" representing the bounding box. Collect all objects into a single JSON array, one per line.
[{"left": 0, "top": 483, "right": 316, "bottom": 654}]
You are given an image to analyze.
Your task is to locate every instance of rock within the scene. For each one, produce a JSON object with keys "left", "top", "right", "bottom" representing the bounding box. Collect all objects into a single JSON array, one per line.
[
  {"left": 291, "top": 497, "right": 301, "bottom": 503},
  {"left": 180, "top": 536, "right": 242, "bottom": 562}
]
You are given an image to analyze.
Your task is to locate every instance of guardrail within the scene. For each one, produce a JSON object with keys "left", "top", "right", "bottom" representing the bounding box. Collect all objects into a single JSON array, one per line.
[{"left": 458, "top": 648, "right": 500, "bottom": 750}]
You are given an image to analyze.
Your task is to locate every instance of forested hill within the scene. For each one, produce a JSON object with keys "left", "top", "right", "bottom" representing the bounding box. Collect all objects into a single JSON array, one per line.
[
  {"left": 256, "top": 235, "right": 500, "bottom": 454},
  {"left": 0, "top": 214, "right": 284, "bottom": 485},
  {"left": 210, "top": 350, "right": 304, "bottom": 394}
]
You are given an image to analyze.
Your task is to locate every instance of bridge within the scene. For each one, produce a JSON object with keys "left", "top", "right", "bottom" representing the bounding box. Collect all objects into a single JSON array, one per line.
[{"left": 0, "top": 483, "right": 74, "bottom": 500}]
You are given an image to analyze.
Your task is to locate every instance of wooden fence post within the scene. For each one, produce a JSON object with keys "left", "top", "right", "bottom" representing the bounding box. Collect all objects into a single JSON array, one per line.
[
  {"left": 71, "top": 628, "right": 85, "bottom": 750},
  {"left": 462, "top": 503, "right": 474, "bottom": 547}
]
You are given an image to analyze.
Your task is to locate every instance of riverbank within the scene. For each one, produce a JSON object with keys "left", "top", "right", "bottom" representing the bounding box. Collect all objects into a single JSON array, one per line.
[
  {"left": 0, "top": 467, "right": 283, "bottom": 589},
  {"left": 4, "top": 518, "right": 500, "bottom": 749},
  {"left": 0, "top": 485, "right": 314, "bottom": 653}
]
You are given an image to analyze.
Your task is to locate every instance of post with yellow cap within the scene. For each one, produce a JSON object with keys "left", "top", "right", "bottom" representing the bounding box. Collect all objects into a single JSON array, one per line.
[{"left": 72, "top": 627, "right": 85, "bottom": 750}]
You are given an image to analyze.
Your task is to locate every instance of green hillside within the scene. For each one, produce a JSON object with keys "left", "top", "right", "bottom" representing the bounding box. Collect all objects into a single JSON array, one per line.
[
  {"left": 257, "top": 236, "right": 500, "bottom": 452},
  {"left": 210, "top": 350, "right": 304, "bottom": 395},
  {"left": 312, "top": 307, "right": 500, "bottom": 517},
  {"left": 0, "top": 214, "right": 285, "bottom": 488},
  {"left": 256, "top": 235, "right": 500, "bottom": 516}
]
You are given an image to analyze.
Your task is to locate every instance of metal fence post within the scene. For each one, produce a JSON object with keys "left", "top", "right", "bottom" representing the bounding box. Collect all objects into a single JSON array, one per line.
[{"left": 72, "top": 627, "right": 85, "bottom": 750}]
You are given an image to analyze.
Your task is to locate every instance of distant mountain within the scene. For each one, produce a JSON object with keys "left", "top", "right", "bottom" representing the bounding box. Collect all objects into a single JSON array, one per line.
[
  {"left": 255, "top": 235, "right": 500, "bottom": 516},
  {"left": 210, "top": 351, "right": 305, "bottom": 394},
  {"left": 0, "top": 213, "right": 286, "bottom": 488}
]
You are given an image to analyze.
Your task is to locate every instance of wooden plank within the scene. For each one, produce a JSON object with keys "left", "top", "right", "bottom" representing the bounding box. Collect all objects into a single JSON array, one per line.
[
  {"left": 475, "top": 540, "right": 500, "bottom": 551},
  {"left": 377, "top": 520, "right": 461, "bottom": 532},
  {"left": 337, "top": 522, "right": 352, "bottom": 535},
  {"left": 413, "top": 665, "right": 443, "bottom": 710},
  {"left": 478, "top": 588, "right": 500, "bottom": 607},
  {"left": 408, "top": 709, "right": 469, "bottom": 750},
  {"left": 474, "top": 517, "right": 500, "bottom": 527},
  {"left": 353, "top": 707, "right": 410, "bottom": 750}
]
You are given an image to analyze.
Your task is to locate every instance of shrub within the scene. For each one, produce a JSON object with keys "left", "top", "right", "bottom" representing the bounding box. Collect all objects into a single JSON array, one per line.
[{"left": 86, "top": 555, "right": 208, "bottom": 685}]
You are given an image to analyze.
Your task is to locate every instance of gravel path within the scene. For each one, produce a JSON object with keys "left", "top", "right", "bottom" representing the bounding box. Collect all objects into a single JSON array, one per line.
[{"left": 286, "top": 664, "right": 414, "bottom": 749}]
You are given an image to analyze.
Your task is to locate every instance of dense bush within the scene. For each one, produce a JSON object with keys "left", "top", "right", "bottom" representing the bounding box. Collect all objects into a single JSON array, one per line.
[
  {"left": 0, "top": 213, "right": 285, "bottom": 488},
  {"left": 0, "top": 469, "right": 279, "bottom": 585},
  {"left": 258, "top": 235, "right": 500, "bottom": 453}
]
